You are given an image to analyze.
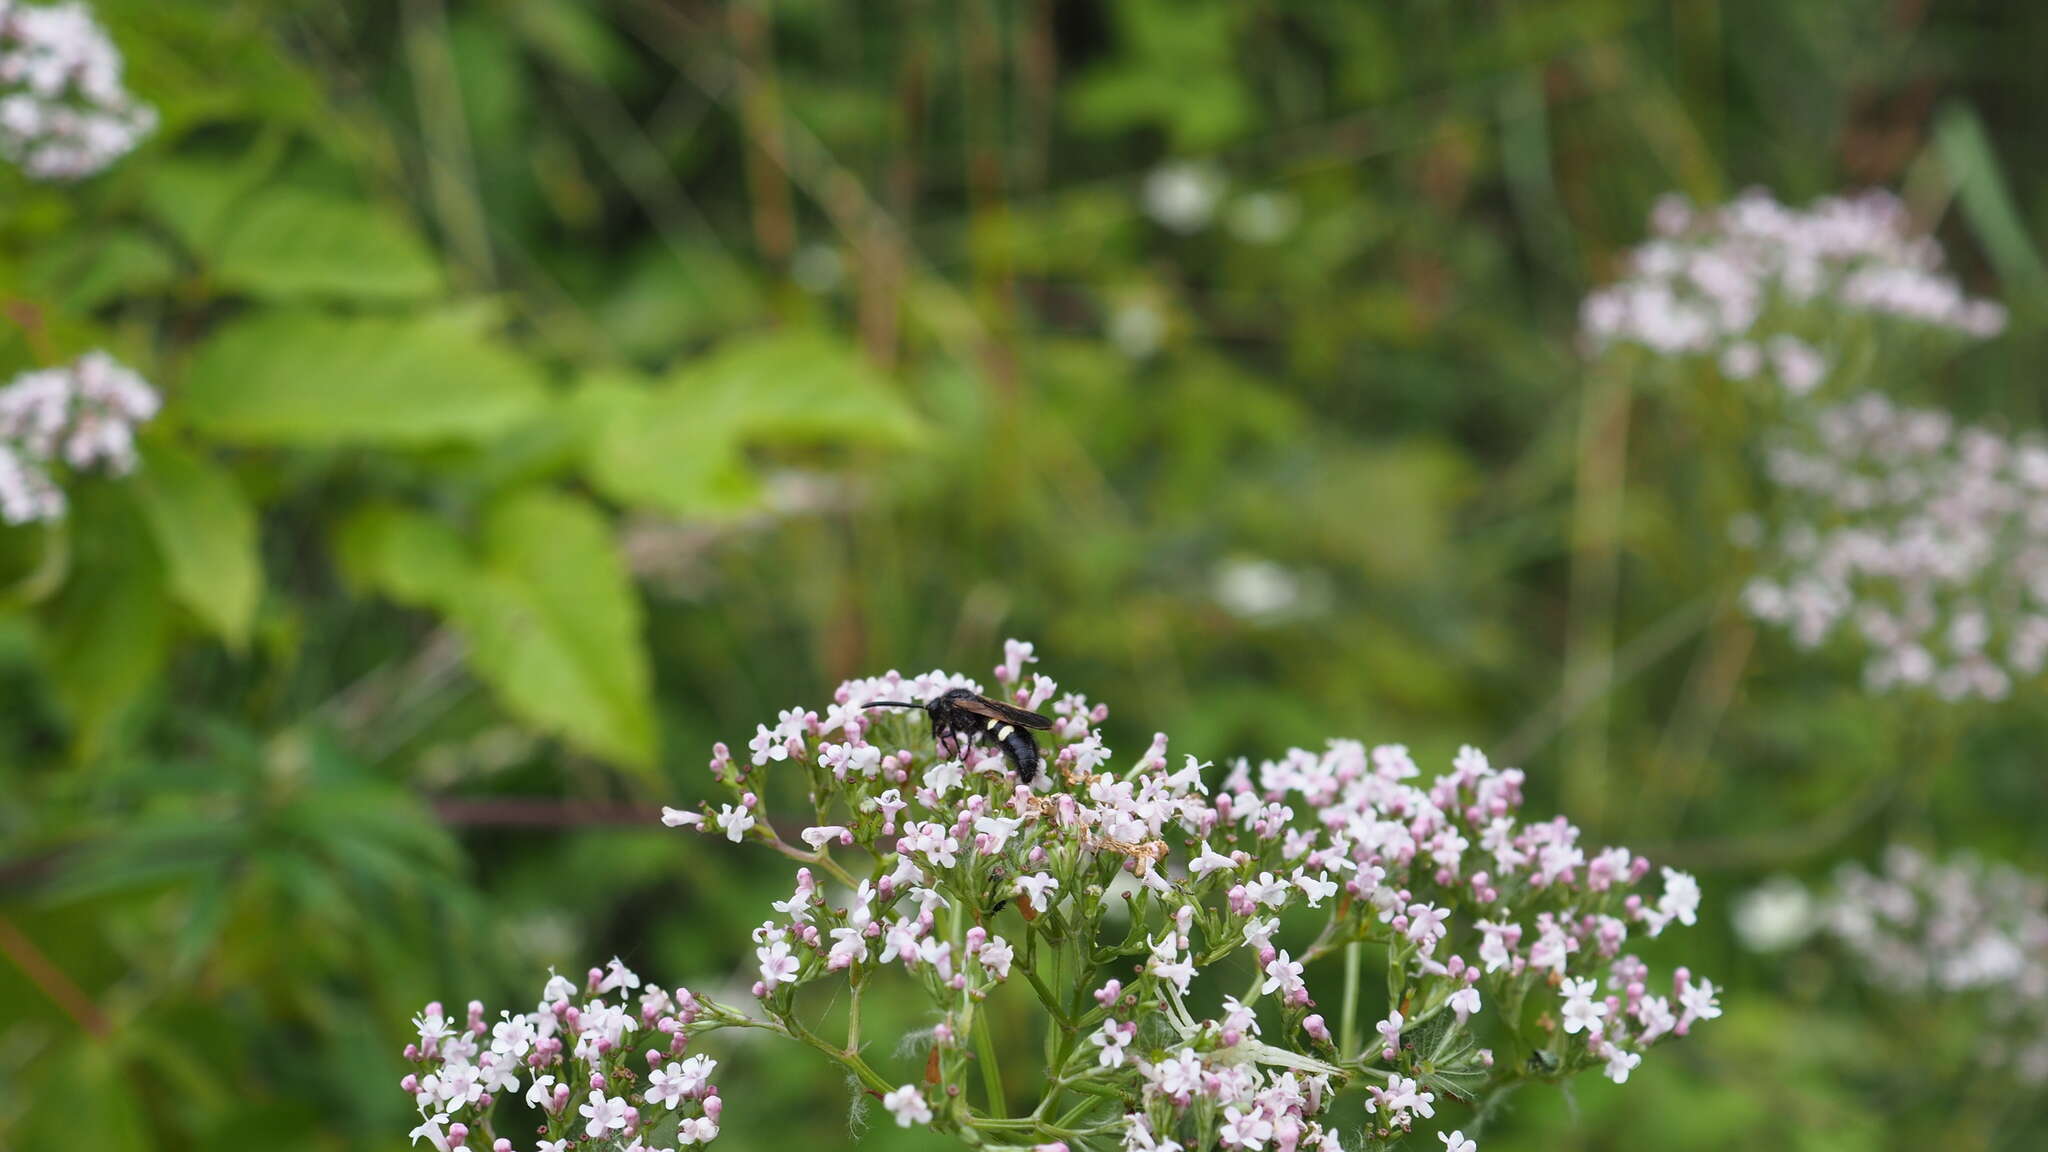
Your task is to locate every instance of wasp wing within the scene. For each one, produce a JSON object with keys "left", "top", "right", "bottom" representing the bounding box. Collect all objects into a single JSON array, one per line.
[{"left": 954, "top": 693, "right": 1053, "bottom": 730}]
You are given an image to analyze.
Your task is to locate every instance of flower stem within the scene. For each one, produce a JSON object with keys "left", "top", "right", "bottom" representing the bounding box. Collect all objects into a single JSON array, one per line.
[
  {"left": 974, "top": 1006, "right": 1008, "bottom": 1118},
  {"left": 1339, "top": 939, "right": 1362, "bottom": 1058}
]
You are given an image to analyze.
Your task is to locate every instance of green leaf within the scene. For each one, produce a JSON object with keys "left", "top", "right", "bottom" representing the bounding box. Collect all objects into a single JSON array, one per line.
[
  {"left": 140, "top": 148, "right": 285, "bottom": 255},
  {"left": 692, "top": 329, "right": 927, "bottom": 445},
  {"left": 1935, "top": 102, "right": 2048, "bottom": 294},
  {"left": 1066, "top": 0, "right": 1251, "bottom": 149},
  {"left": 182, "top": 309, "right": 550, "bottom": 447},
  {"left": 212, "top": 188, "right": 445, "bottom": 301},
  {"left": 24, "top": 229, "right": 180, "bottom": 310},
  {"left": 333, "top": 502, "right": 476, "bottom": 609},
  {"left": 573, "top": 372, "right": 759, "bottom": 517},
  {"left": 579, "top": 329, "right": 924, "bottom": 515},
  {"left": 39, "top": 486, "right": 170, "bottom": 758},
  {"left": 334, "top": 492, "right": 655, "bottom": 769},
  {"left": 131, "top": 437, "right": 262, "bottom": 648},
  {"left": 459, "top": 489, "right": 654, "bottom": 769}
]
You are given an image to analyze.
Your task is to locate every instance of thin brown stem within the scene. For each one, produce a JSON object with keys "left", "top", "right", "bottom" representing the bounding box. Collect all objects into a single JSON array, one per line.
[
  {"left": 728, "top": 0, "right": 795, "bottom": 274},
  {"left": 0, "top": 913, "right": 110, "bottom": 1038}
]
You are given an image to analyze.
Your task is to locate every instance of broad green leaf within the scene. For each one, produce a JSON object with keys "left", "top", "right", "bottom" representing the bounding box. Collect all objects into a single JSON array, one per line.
[
  {"left": 132, "top": 437, "right": 262, "bottom": 648},
  {"left": 212, "top": 188, "right": 444, "bottom": 301},
  {"left": 333, "top": 502, "right": 476, "bottom": 608},
  {"left": 334, "top": 492, "right": 655, "bottom": 769},
  {"left": 182, "top": 309, "right": 549, "bottom": 446},
  {"left": 573, "top": 374, "right": 759, "bottom": 517},
  {"left": 458, "top": 489, "right": 654, "bottom": 769},
  {"left": 683, "top": 329, "right": 928, "bottom": 445},
  {"left": 39, "top": 486, "right": 170, "bottom": 757},
  {"left": 140, "top": 148, "right": 285, "bottom": 254},
  {"left": 25, "top": 229, "right": 180, "bottom": 310},
  {"left": 579, "top": 330, "right": 924, "bottom": 515}
]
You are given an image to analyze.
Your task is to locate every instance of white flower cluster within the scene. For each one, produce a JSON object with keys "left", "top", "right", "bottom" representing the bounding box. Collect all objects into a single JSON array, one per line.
[
  {"left": 1741, "top": 393, "right": 2048, "bottom": 700},
  {"left": 403, "top": 963, "right": 729, "bottom": 1152},
  {"left": 410, "top": 645, "right": 1722, "bottom": 1151},
  {"left": 1580, "top": 190, "right": 2005, "bottom": 395},
  {"left": 0, "top": 0, "right": 155, "bottom": 180},
  {"left": 696, "top": 639, "right": 1720, "bottom": 1139},
  {"left": 1819, "top": 847, "right": 2048, "bottom": 1083},
  {"left": 0, "top": 350, "right": 159, "bottom": 524}
]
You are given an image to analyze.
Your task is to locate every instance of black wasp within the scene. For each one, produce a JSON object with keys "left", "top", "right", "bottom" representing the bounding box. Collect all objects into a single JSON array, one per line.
[{"left": 865, "top": 687, "right": 1054, "bottom": 783}]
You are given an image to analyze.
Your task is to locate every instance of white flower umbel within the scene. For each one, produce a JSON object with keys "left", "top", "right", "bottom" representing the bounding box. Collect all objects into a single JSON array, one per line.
[
  {"left": 0, "top": 1, "right": 157, "bottom": 179},
  {"left": 1741, "top": 393, "right": 2048, "bottom": 701},
  {"left": 1581, "top": 189, "right": 2005, "bottom": 398},
  {"left": 1818, "top": 846, "right": 2048, "bottom": 1083},
  {"left": 0, "top": 349, "right": 159, "bottom": 524},
  {"left": 401, "top": 646, "right": 1721, "bottom": 1150}
]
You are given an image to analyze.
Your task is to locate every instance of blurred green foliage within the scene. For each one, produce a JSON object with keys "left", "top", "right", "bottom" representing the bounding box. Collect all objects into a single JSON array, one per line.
[{"left": 2, "top": 0, "right": 2046, "bottom": 1148}]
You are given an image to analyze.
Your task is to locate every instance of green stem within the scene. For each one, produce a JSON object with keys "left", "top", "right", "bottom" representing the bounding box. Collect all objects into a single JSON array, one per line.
[
  {"left": 975, "top": 1005, "right": 1007, "bottom": 1118},
  {"left": 1339, "top": 939, "right": 1362, "bottom": 1059},
  {"left": 1019, "top": 960, "right": 1070, "bottom": 1025},
  {"left": 847, "top": 980, "right": 864, "bottom": 1053}
]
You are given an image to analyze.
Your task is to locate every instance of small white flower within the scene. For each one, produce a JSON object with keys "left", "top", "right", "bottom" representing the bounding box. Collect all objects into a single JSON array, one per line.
[
  {"left": 979, "top": 935, "right": 1015, "bottom": 980},
  {"left": 716, "top": 804, "right": 756, "bottom": 842},
  {"left": 1089, "top": 1020, "right": 1133, "bottom": 1068},
  {"left": 598, "top": 956, "right": 640, "bottom": 993},
  {"left": 974, "top": 814, "right": 1022, "bottom": 853},
  {"left": 757, "top": 939, "right": 800, "bottom": 987},
  {"left": 1293, "top": 868, "right": 1338, "bottom": 908},
  {"left": 1602, "top": 1042, "right": 1643, "bottom": 1084},
  {"left": 1014, "top": 871, "right": 1060, "bottom": 906},
  {"left": 799, "top": 824, "right": 849, "bottom": 849},
  {"left": 578, "top": 1093, "right": 631, "bottom": 1138},
  {"left": 1189, "top": 842, "right": 1239, "bottom": 877},
  {"left": 882, "top": 1083, "right": 933, "bottom": 1127},
  {"left": 1560, "top": 976, "right": 1608, "bottom": 1034}
]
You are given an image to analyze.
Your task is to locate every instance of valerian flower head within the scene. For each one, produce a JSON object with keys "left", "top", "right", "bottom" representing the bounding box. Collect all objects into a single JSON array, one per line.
[
  {"left": 1581, "top": 189, "right": 2005, "bottom": 393},
  {"left": 0, "top": 350, "right": 159, "bottom": 524},
  {"left": 399, "top": 644, "right": 1719, "bottom": 1150},
  {"left": 1815, "top": 846, "right": 2048, "bottom": 1082},
  {"left": 0, "top": 1, "right": 156, "bottom": 179},
  {"left": 1741, "top": 394, "right": 2048, "bottom": 701}
]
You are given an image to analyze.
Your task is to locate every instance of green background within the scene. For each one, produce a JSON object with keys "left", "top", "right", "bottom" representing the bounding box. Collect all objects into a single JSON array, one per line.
[{"left": 2, "top": 1, "right": 2044, "bottom": 1148}]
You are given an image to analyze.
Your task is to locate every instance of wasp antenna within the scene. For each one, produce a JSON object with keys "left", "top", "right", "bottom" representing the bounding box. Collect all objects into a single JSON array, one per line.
[{"left": 864, "top": 700, "right": 924, "bottom": 710}]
